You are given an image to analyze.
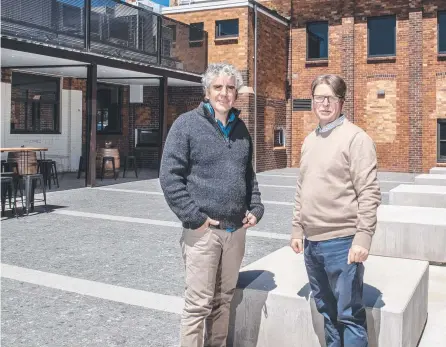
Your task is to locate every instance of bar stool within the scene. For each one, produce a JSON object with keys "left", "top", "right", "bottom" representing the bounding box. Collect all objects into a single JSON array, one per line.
[
  {"left": 77, "top": 156, "right": 85, "bottom": 179},
  {"left": 23, "top": 174, "right": 47, "bottom": 215},
  {"left": 123, "top": 153, "right": 138, "bottom": 178},
  {"left": 38, "top": 159, "right": 59, "bottom": 189},
  {"left": 100, "top": 156, "right": 117, "bottom": 180},
  {"left": 1, "top": 176, "right": 18, "bottom": 218}
]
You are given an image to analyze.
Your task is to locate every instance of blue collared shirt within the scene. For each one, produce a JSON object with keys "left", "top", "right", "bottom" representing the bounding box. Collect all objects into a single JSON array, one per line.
[
  {"left": 316, "top": 114, "right": 346, "bottom": 134},
  {"left": 204, "top": 103, "right": 236, "bottom": 139}
]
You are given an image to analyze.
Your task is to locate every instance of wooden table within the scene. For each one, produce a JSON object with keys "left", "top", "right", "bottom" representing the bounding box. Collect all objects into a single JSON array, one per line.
[
  {"left": 0, "top": 147, "right": 48, "bottom": 153},
  {"left": 1, "top": 147, "right": 48, "bottom": 175}
]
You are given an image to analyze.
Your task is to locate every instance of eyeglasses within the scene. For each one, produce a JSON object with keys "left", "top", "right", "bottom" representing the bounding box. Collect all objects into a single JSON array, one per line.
[
  {"left": 313, "top": 95, "right": 341, "bottom": 104},
  {"left": 212, "top": 84, "right": 237, "bottom": 94}
]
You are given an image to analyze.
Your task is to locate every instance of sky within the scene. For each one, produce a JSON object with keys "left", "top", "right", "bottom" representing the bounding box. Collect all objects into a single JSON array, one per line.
[{"left": 150, "top": 0, "right": 170, "bottom": 6}]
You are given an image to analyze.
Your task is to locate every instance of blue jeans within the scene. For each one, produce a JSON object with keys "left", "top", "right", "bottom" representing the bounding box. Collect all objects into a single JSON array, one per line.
[{"left": 304, "top": 236, "right": 368, "bottom": 347}]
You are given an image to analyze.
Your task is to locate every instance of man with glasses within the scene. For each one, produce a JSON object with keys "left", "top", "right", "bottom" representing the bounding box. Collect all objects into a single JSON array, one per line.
[
  {"left": 290, "top": 74, "right": 381, "bottom": 347},
  {"left": 160, "top": 63, "right": 264, "bottom": 347}
]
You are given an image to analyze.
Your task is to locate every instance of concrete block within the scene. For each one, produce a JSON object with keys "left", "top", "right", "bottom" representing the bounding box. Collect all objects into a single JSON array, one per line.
[
  {"left": 389, "top": 184, "right": 446, "bottom": 208},
  {"left": 429, "top": 167, "right": 446, "bottom": 175},
  {"left": 414, "top": 174, "right": 446, "bottom": 186},
  {"left": 228, "top": 247, "right": 429, "bottom": 347},
  {"left": 371, "top": 205, "right": 446, "bottom": 262}
]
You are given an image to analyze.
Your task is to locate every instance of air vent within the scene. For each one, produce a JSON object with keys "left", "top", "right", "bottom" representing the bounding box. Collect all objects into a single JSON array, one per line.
[{"left": 293, "top": 99, "right": 312, "bottom": 111}]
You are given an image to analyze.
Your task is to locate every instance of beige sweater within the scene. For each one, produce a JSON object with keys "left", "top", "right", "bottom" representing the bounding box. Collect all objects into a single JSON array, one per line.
[{"left": 292, "top": 119, "right": 381, "bottom": 250}]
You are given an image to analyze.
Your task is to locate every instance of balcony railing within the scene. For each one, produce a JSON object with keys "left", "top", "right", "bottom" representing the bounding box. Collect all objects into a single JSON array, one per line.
[{"left": 1, "top": 0, "right": 208, "bottom": 74}]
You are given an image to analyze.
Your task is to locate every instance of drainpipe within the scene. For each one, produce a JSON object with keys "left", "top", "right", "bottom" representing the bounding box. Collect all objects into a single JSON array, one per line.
[{"left": 253, "top": 2, "right": 258, "bottom": 172}]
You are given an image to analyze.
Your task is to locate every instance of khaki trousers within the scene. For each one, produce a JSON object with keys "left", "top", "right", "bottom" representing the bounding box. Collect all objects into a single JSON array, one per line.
[{"left": 179, "top": 226, "right": 246, "bottom": 347}]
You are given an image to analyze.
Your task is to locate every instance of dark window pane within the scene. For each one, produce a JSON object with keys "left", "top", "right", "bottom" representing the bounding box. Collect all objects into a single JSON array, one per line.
[
  {"left": 439, "top": 12, "right": 446, "bottom": 53},
  {"left": 90, "top": 12, "right": 101, "bottom": 35},
  {"left": 274, "top": 129, "right": 285, "bottom": 147},
  {"left": 97, "top": 84, "right": 122, "bottom": 133},
  {"left": 11, "top": 72, "right": 59, "bottom": 133},
  {"left": 216, "top": 19, "right": 239, "bottom": 38},
  {"left": 62, "top": 3, "right": 82, "bottom": 31},
  {"left": 440, "top": 142, "right": 446, "bottom": 157},
  {"left": 439, "top": 122, "right": 446, "bottom": 140},
  {"left": 166, "top": 25, "right": 176, "bottom": 42},
  {"left": 307, "top": 22, "right": 328, "bottom": 59},
  {"left": 109, "top": 17, "right": 130, "bottom": 42},
  {"left": 368, "top": 16, "right": 396, "bottom": 56},
  {"left": 189, "top": 22, "right": 204, "bottom": 41}
]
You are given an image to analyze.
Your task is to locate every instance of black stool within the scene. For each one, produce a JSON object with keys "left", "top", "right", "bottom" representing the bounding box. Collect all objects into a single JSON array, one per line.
[
  {"left": 77, "top": 156, "right": 85, "bottom": 179},
  {"left": 38, "top": 160, "right": 59, "bottom": 189},
  {"left": 101, "top": 156, "right": 117, "bottom": 181},
  {"left": 23, "top": 174, "right": 47, "bottom": 215},
  {"left": 2, "top": 161, "right": 18, "bottom": 174},
  {"left": 123, "top": 154, "right": 138, "bottom": 178},
  {"left": 1, "top": 176, "right": 18, "bottom": 218}
]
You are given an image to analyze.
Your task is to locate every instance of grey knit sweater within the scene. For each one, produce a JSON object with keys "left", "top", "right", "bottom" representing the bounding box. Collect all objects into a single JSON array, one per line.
[{"left": 159, "top": 102, "right": 264, "bottom": 230}]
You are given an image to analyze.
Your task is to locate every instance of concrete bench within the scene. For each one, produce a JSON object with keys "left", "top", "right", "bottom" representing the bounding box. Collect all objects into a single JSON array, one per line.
[
  {"left": 228, "top": 247, "right": 428, "bottom": 347},
  {"left": 429, "top": 167, "right": 446, "bottom": 175},
  {"left": 389, "top": 184, "right": 446, "bottom": 208},
  {"left": 371, "top": 205, "right": 446, "bottom": 262},
  {"left": 414, "top": 174, "right": 446, "bottom": 186}
]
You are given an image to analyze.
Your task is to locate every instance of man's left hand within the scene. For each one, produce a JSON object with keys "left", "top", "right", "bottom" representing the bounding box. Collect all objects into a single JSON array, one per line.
[
  {"left": 347, "top": 245, "right": 369, "bottom": 264},
  {"left": 242, "top": 212, "right": 257, "bottom": 229}
]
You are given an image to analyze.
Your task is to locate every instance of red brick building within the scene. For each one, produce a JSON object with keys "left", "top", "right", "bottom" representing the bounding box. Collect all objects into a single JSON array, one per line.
[
  {"left": 164, "top": 0, "right": 290, "bottom": 172},
  {"left": 166, "top": 0, "right": 446, "bottom": 173}
]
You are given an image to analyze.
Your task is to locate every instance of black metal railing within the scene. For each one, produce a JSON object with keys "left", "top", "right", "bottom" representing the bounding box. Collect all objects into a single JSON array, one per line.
[{"left": 1, "top": 0, "right": 207, "bottom": 74}]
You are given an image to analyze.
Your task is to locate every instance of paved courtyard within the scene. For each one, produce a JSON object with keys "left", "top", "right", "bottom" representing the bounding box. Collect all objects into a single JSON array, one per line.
[{"left": 1, "top": 168, "right": 445, "bottom": 346}]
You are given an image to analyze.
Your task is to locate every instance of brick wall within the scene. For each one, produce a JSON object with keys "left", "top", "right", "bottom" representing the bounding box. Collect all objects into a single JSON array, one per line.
[
  {"left": 255, "top": 10, "right": 289, "bottom": 171},
  {"left": 290, "top": 0, "right": 446, "bottom": 173},
  {"left": 128, "top": 85, "right": 203, "bottom": 168},
  {"left": 166, "top": 6, "right": 290, "bottom": 172},
  {"left": 166, "top": 8, "right": 250, "bottom": 71},
  {"left": 422, "top": 1, "right": 446, "bottom": 171},
  {"left": 258, "top": 0, "right": 292, "bottom": 19}
]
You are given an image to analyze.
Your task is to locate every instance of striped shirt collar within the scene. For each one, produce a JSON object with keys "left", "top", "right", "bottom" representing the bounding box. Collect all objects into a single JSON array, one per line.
[{"left": 316, "top": 114, "right": 346, "bottom": 134}]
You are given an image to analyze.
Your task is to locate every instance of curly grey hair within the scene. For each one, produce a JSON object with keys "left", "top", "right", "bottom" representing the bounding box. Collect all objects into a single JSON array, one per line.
[{"left": 201, "top": 63, "right": 244, "bottom": 94}]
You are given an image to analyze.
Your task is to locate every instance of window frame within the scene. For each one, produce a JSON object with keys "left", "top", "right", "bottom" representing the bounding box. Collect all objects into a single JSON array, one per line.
[
  {"left": 166, "top": 24, "right": 176, "bottom": 43},
  {"left": 96, "top": 83, "right": 124, "bottom": 135},
  {"left": 215, "top": 19, "right": 239, "bottom": 39},
  {"left": 10, "top": 72, "right": 61, "bottom": 134},
  {"left": 367, "top": 15, "right": 397, "bottom": 58},
  {"left": 189, "top": 22, "right": 204, "bottom": 42},
  {"left": 306, "top": 21, "right": 329, "bottom": 61},
  {"left": 274, "top": 128, "right": 285, "bottom": 147},
  {"left": 438, "top": 11, "right": 446, "bottom": 54},
  {"left": 437, "top": 119, "right": 446, "bottom": 162}
]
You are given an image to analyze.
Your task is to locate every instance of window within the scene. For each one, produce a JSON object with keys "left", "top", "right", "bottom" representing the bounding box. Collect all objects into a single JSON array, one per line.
[
  {"left": 166, "top": 25, "right": 176, "bottom": 42},
  {"left": 438, "top": 120, "right": 446, "bottom": 162},
  {"left": 274, "top": 129, "right": 285, "bottom": 147},
  {"left": 307, "top": 22, "right": 328, "bottom": 60},
  {"left": 189, "top": 22, "right": 204, "bottom": 42},
  {"left": 60, "top": 2, "right": 82, "bottom": 32},
  {"left": 96, "top": 84, "right": 123, "bottom": 134},
  {"left": 109, "top": 17, "right": 130, "bottom": 43},
  {"left": 368, "top": 16, "right": 396, "bottom": 57},
  {"left": 10, "top": 72, "right": 60, "bottom": 134},
  {"left": 439, "top": 11, "right": 446, "bottom": 54},
  {"left": 215, "top": 19, "right": 239, "bottom": 38}
]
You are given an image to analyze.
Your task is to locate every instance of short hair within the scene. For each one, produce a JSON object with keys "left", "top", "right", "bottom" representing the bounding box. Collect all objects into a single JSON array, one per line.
[
  {"left": 311, "top": 74, "right": 347, "bottom": 99},
  {"left": 201, "top": 63, "right": 244, "bottom": 94}
]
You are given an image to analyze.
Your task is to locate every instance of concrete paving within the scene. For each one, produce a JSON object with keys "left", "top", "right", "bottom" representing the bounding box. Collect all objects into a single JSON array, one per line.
[
  {"left": 0, "top": 168, "right": 443, "bottom": 347},
  {"left": 229, "top": 247, "right": 429, "bottom": 347},
  {"left": 389, "top": 184, "right": 446, "bottom": 208}
]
